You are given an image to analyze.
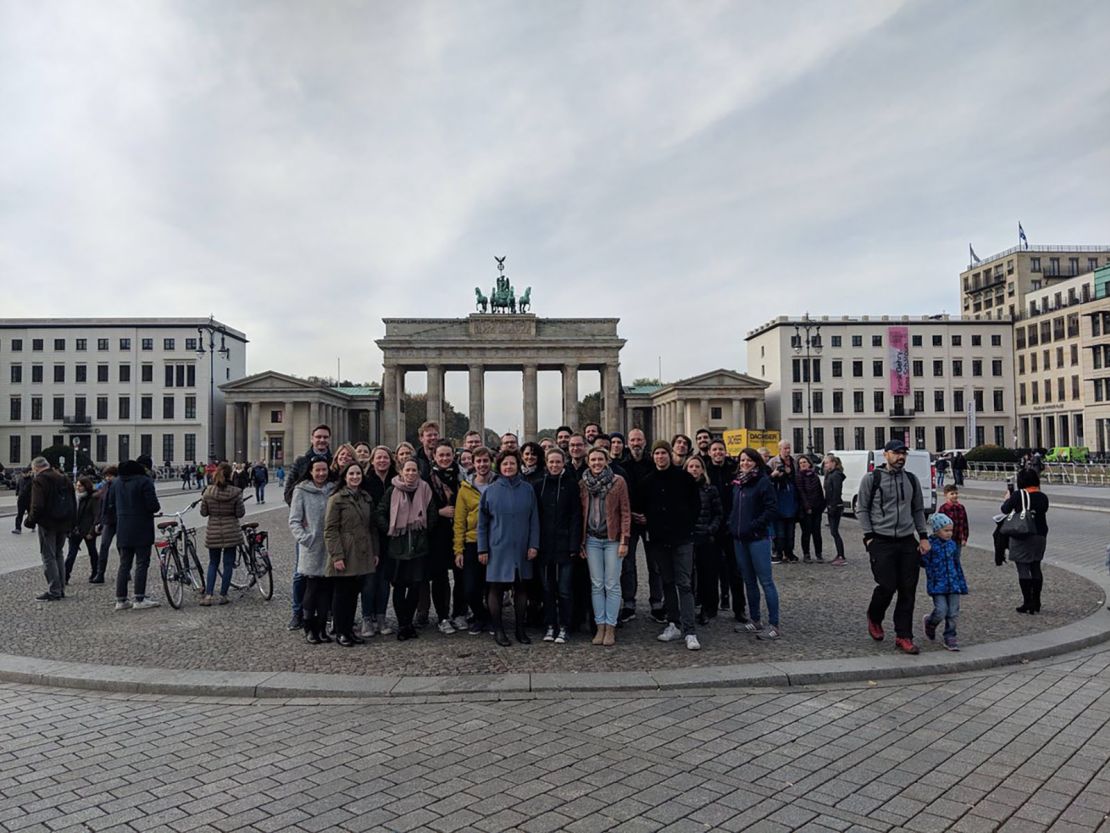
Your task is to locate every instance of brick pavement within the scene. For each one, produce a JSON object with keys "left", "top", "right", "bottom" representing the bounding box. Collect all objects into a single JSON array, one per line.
[{"left": 1, "top": 645, "right": 1110, "bottom": 832}]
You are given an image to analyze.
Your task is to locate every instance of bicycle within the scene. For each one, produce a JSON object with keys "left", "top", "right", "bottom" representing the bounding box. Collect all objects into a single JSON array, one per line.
[
  {"left": 155, "top": 499, "right": 204, "bottom": 609},
  {"left": 224, "top": 520, "right": 274, "bottom": 601}
]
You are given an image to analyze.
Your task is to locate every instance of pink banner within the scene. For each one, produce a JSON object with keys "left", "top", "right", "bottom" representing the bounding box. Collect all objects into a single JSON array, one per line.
[{"left": 889, "top": 326, "right": 910, "bottom": 396}]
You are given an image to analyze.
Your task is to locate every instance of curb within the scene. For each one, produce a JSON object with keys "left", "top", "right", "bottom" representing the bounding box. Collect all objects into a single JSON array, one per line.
[{"left": 0, "top": 554, "right": 1107, "bottom": 700}]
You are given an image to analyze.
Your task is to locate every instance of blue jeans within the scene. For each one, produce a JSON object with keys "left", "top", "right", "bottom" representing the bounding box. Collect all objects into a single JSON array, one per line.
[
  {"left": 927, "top": 593, "right": 960, "bottom": 639},
  {"left": 586, "top": 536, "right": 622, "bottom": 626},
  {"left": 206, "top": 547, "right": 236, "bottom": 596},
  {"left": 734, "top": 536, "right": 779, "bottom": 627},
  {"left": 359, "top": 562, "right": 392, "bottom": 619},
  {"left": 255, "top": 484, "right": 266, "bottom": 503}
]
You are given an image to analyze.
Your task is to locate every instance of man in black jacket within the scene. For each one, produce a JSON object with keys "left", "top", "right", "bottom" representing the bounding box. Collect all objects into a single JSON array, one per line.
[
  {"left": 11, "top": 468, "right": 32, "bottom": 533},
  {"left": 706, "top": 440, "right": 746, "bottom": 622},
  {"left": 619, "top": 428, "right": 658, "bottom": 623},
  {"left": 635, "top": 440, "right": 702, "bottom": 650},
  {"left": 283, "top": 423, "right": 332, "bottom": 630},
  {"left": 25, "top": 457, "right": 73, "bottom": 601}
]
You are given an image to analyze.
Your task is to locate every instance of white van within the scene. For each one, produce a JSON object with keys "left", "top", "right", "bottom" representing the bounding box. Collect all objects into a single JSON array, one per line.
[{"left": 831, "top": 450, "right": 936, "bottom": 516}]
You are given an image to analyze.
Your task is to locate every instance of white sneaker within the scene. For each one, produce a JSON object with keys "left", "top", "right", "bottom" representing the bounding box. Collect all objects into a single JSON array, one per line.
[
  {"left": 114, "top": 600, "right": 132, "bottom": 611},
  {"left": 132, "top": 599, "right": 160, "bottom": 610},
  {"left": 360, "top": 617, "right": 376, "bottom": 638},
  {"left": 657, "top": 623, "right": 682, "bottom": 642},
  {"left": 686, "top": 634, "right": 701, "bottom": 651},
  {"left": 543, "top": 626, "right": 556, "bottom": 642},
  {"left": 437, "top": 619, "right": 456, "bottom": 635},
  {"left": 451, "top": 616, "right": 469, "bottom": 631},
  {"left": 554, "top": 628, "right": 568, "bottom": 644}
]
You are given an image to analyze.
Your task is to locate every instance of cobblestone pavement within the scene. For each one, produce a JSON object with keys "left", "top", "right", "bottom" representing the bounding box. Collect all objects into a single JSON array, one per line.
[
  {"left": 2, "top": 645, "right": 1110, "bottom": 832},
  {"left": 0, "top": 507, "right": 1103, "bottom": 676}
]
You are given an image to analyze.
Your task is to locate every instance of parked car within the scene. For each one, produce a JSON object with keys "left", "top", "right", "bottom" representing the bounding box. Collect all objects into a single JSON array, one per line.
[{"left": 831, "top": 449, "right": 936, "bottom": 516}]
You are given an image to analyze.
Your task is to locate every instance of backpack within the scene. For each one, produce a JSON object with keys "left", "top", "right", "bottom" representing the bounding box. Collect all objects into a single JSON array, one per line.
[
  {"left": 865, "top": 467, "right": 921, "bottom": 516},
  {"left": 49, "top": 477, "right": 78, "bottom": 526}
]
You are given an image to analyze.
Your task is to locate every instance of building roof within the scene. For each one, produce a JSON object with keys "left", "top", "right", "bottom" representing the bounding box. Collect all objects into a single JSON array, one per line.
[
  {"left": 745, "top": 314, "right": 1013, "bottom": 339},
  {"left": 0, "top": 317, "right": 247, "bottom": 341},
  {"left": 962, "top": 245, "right": 1110, "bottom": 271},
  {"left": 623, "top": 384, "right": 663, "bottom": 396},
  {"left": 332, "top": 385, "right": 380, "bottom": 397}
]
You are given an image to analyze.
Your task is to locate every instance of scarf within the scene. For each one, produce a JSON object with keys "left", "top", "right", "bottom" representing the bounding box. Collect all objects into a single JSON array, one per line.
[
  {"left": 582, "top": 466, "right": 615, "bottom": 536},
  {"left": 733, "top": 469, "right": 758, "bottom": 488},
  {"left": 521, "top": 464, "right": 538, "bottom": 477},
  {"left": 387, "top": 475, "right": 431, "bottom": 537},
  {"left": 430, "top": 464, "right": 459, "bottom": 507}
]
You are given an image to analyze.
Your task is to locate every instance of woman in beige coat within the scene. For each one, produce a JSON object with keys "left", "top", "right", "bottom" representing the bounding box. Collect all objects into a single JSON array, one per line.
[
  {"left": 199, "top": 462, "right": 246, "bottom": 605},
  {"left": 325, "top": 462, "right": 379, "bottom": 647}
]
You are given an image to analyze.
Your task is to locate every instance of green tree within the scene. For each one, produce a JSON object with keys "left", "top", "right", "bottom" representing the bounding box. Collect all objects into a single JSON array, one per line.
[
  {"left": 577, "top": 391, "right": 601, "bottom": 428},
  {"left": 632, "top": 377, "right": 662, "bottom": 386},
  {"left": 403, "top": 394, "right": 469, "bottom": 446},
  {"left": 41, "top": 444, "right": 92, "bottom": 472}
]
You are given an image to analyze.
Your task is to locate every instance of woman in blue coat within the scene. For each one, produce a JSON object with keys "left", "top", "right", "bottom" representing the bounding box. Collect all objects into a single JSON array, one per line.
[
  {"left": 729, "top": 448, "right": 781, "bottom": 640},
  {"left": 478, "top": 450, "right": 540, "bottom": 646}
]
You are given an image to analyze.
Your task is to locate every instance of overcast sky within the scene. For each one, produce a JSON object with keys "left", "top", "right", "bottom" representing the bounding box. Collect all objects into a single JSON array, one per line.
[{"left": 3, "top": 1, "right": 1109, "bottom": 433}]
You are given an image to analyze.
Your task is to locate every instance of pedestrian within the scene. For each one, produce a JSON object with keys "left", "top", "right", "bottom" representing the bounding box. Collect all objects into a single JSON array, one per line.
[
  {"left": 769, "top": 442, "right": 798, "bottom": 563},
  {"left": 684, "top": 456, "right": 723, "bottom": 627},
  {"left": 11, "top": 467, "right": 32, "bottom": 534},
  {"left": 378, "top": 459, "right": 435, "bottom": 641},
  {"left": 998, "top": 469, "right": 1050, "bottom": 614},
  {"left": 288, "top": 456, "right": 335, "bottom": 643},
  {"left": 534, "top": 447, "right": 581, "bottom": 644},
  {"left": 353, "top": 442, "right": 373, "bottom": 469},
  {"left": 934, "top": 455, "right": 949, "bottom": 490},
  {"left": 24, "top": 457, "right": 75, "bottom": 601},
  {"left": 729, "top": 448, "right": 781, "bottom": 639},
  {"left": 823, "top": 454, "right": 847, "bottom": 565},
  {"left": 706, "top": 439, "right": 747, "bottom": 621},
  {"left": 181, "top": 464, "right": 192, "bottom": 490},
  {"left": 199, "top": 462, "right": 246, "bottom": 606},
  {"left": 478, "top": 450, "right": 540, "bottom": 646},
  {"left": 91, "top": 465, "right": 118, "bottom": 583},
  {"left": 581, "top": 447, "right": 631, "bottom": 646},
  {"left": 920, "top": 513, "right": 967, "bottom": 651},
  {"left": 952, "top": 452, "right": 967, "bottom": 486},
  {"left": 859, "top": 439, "right": 930, "bottom": 655},
  {"left": 231, "top": 462, "right": 251, "bottom": 490},
  {"left": 795, "top": 455, "right": 825, "bottom": 562},
  {"left": 427, "top": 440, "right": 465, "bottom": 634},
  {"left": 454, "top": 446, "right": 494, "bottom": 635},
  {"left": 635, "top": 440, "right": 702, "bottom": 651},
  {"left": 251, "top": 460, "right": 269, "bottom": 504},
  {"left": 414, "top": 421, "right": 441, "bottom": 479},
  {"left": 276, "top": 464, "right": 285, "bottom": 488},
  {"left": 106, "top": 459, "right": 162, "bottom": 610},
  {"left": 621, "top": 428, "right": 656, "bottom": 624},
  {"left": 283, "top": 423, "right": 332, "bottom": 631},
  {"left": 196, "top": 462, "right": 206, "bottom": 489},
  {"left": 939, "top": 484, "right": 969, "bottom": 557},
  {"left": 324, "top": 461, "right": 378, "bottom": 647},
  {"left": 458, "top": 448, "right": 474, "bottom": 475},
  {"left": 63, "top": 477, "right": 100, "bottom": 584},
  {"left": 359, "top": 445, "right": 396, "bottom": 637}
]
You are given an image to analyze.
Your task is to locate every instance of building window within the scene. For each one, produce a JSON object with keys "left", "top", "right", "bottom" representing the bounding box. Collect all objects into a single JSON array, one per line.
[
  {"left": 141, "top": 396, "right": 152, "bottom": 420},
  {"left": 141, "top": 338, "right": 153, "bottom": 351},
  {"left": 834, "top": 427, "right": 844, "bottom": 449},
  {"left": 993, "top": 390, "right": 1004, "bottom": 412},
  {"left": 1043, "top": 380, "right": 1052, "bottom": 403},
  {"left": 952, "top": 360, "right": 962, "bottom": 377},
  {"left": 119, "top": 363, "right": 131, "bottom": 383},
  {"left": 1071, "top": 345, "right": 1079, "bottom": 366},
  {"left": 954, "top": 390, "right": 964, "bottom": 411},
  {"left": 30, "top": 436, "right": 42, "bottom": 457},
  {"left": 55, "top": 338, "right": 67, "bottom": 351},
  {"left": 10, "top": 365, "right": 21, "bottom": 384},
  {"left": 30, "top": 397, "right": 41, "bottom": 421},
  {"left": 53, "top": 397, "right": 64, "bottom": 420},
  {"left": 971, "top": 335, "right": 982, "bottom": 347},
  {"left": 97, "top": 338, "right": 109, "bottom": 351},
  {"left": 1030, "top": 353, "right": 1038, "bottom": 372},
  {"left": 119, "top": 396, "right": 130, "bottom": 420},
  {"left": 873, "top": 391, "right": 884, "bottom": 413},
  {"left": 141, "top": 364, "right": 153, "bottom": 383},
  {"left": 9, "top": 436, "right": 20, "bottom": 465},
  {"left": 851, "top": 335, "right": 862, "bottom": 348},
  {"left": 31, "top": 365, "right": 43, "bottom": 384},
  {"left": 140, "top": 434, "right": 152, "bottom": 458},
  {"left": 1031, "top": 256, "right": 1041, "bottom": 272},
  {"left": 994, "top": 426, "right": 1005, "bottom": 446},
  {"left": 911, "top": 335, "right": 922, "bottom": 347},
  {"left": 11, "top": 339, "right": 22, "bottom": 351},
  {"left": 831, "top": 360, "right": 842, "bottom": 378},
  {"left": 75, "top": 364, "right": 87, "bottom": 383},
  {"left": 914, "top": 426, "right": 926, "bottom": 450},
  {"left": 74, "top": 396, "right": 86, "bottom": 421},
  {"left": 162, "top": 434, "right": 174, "bottom": 463},
  {"left": 710, "top": 406, "right": 722, "bottom": 421},
  {"left": 120, "top": 338, "right": 131, "bottom": 350},
  {"left": 971, "top": 360, "right": 982, "bottom": 377},
  {"left": 952, "top": 334, "right": 962, "bottom": 347},
  {"left": 875, "top": 427, "right": 885, "bottom": 448},
  {"left": 854, "top": 427, "right": 866, "bottom": 450},
  {"left": 96, "top": 434, "right": 107, "bottom": 462},
  {"left": 186, "top": 365, "right": 196, "bottom": 387},
  {"left": 872, "top": 360, "right": 883, "bottom": 378},
  {"left": 812, "top": 392, "right": 823, "bottom": 414},
  {"left": 853, "top": 391, "right": 864, "bottom": 413},
  {"left": 1031, "top": 383, "right": 1039, "bottom": 404},
  {"left": 992, "top": 334, "right": 1002, "bottom": 347},
  {"left": 812, "top": 428, "right": 824, "bottom": 453},
  {"left": 830, "top": 335, "right": 842, "bottom": 348},
  {"left": 184, "top": 433, "right": 196, "bottom": 461},
  {"left": 97, "top": 396, "right": 108, "bottom": 420},
  {"left": 852, "top": 360, "right": 863, "bottom": 378},
  {"left": 97, "top": 365, "right": 109, "bottom": 383},
  {"left": 872, "top": 335, "right": 882, "bottom": 347},
  {"left": 165, "top": 365, "right": 174, "bottom": 388},
  {"left": 832, "top": 391, "right": 843, "bottom": 413},
  {"left": 185, "top": 396, "right": 197, "bottom": 420},
  {"left": 32, "top": 339, "right": 43, "bottom": 351},
  {"left": 791, "top": 391, "right": 804, "bottom": 414},
  {"left": 1058, "top": 377, "right": 1066, "bottom": 402},
  {"left": 1019, "top": 383, "right": 1026, "bottom": 406},
  {"left": 1016, "top": 328, "right": 1025, "bottom": 349},
  {"left": 932, "top": 335, "right": 942, "bottom": 347},
  {"left": 52, "top": 364, "right": 64, "bottom": 383},
  {"left": 912, "top": 360, "right": 923, "bottom": 377},
  {"left": 118, "top": 434, "right": 130, "bottom": 461},
  {"left": 793, "top": 428, "right": 804, "bottom": 453},
  {"left": 913, "top": 390, "right": 924, "bottom": 412},
  {"left": 163, "top": 338, "right": 175, "bottom": 351},
  {"left": 934, "top": 390, "right": 945, "bottom": 412},
  {"left": 9, "top": 397, "right": 21, "bottom": 421},
  {"left": 185, "top": 338, "right": 198, "bottom": 352},
  {"left": 933, "top": 360, "right": 944, "bottom": 377},
  {"left": 1072, "top": 375, "right": 1080, "bottom": 399},
  {"left": 992, "top": 359, "right": 1003, "bottom": 377}
]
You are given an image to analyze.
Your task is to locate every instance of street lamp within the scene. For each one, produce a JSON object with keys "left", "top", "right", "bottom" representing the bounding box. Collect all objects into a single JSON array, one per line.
[
  {"left": 791, "top": 314, "right": 822, "bottom": 455},
  {"left": 196, "top": 316, "right": 230, "bottom": 463}
]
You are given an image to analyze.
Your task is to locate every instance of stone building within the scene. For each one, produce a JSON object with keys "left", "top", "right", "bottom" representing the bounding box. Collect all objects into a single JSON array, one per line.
[{"left": 622, "top": 370, "right": 768, "bottom": 440}]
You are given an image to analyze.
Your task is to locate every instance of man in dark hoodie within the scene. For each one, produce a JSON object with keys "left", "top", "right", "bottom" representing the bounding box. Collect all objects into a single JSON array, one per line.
[
  {"left": 105, "top": 459, "right": 162, "bottom": 610},
  {"left": 858, "top": 439, "right": 930, "bottom": 654}
]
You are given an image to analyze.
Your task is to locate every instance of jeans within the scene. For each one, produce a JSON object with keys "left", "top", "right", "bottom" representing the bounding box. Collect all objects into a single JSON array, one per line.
[
  {"left": 540, "top": 560, "right": 574, "bottom": 629},
  {"left": 116, "top": 546, "right": 152, "bottom": 602},
  {"left": 291, "top": 543, "right": 306, "bottom": 617},
  {"left": 799, "top": 511, "right": 823, "bottom": 558},
  {"left": 96, "top": 525, "right": 116, "bottom": 579},
  {"left": 773, "top": 518, "right": 796, "bottom": 557},
  {"left": 653, "top": 540, "right": 696, "bottom": 635},
  {"left": 462, "top": 543, "right": 489, "bottom": 627},
  {"left": 64, "top": 534, "right": 98, "bottom": 582},
  {"left": 693, "top": 540, "right": 720, "bottom": 617},
  {"left": 359, "top": 563, "right": 392, "bottom": 620},
  {"left": 866, "top": 535, "right": 921, "bottom": 639},
  {"left": 38, "top": 527, "right": 67, "bottom": 598},
  {"left": 620, "top": 525, "right": 647, "bottom": 611},
  {"left": 734, "top": 536, "right": 779, "bottom": 627},
  {"left": 827, "top": 510, "right": 845, "bottom": 559},
  {"left": 205, "top": 547, "right": 236, "bottom": 596},
  {"left": 585, "top": 537, "right": 622, "bottom": 627},
  {"left": 936, "top": 472, "right": 945, "bottom": 490},
  {"left": 927, "top": 593, "right": 960, "bottom": 639},
  {"left": 255, "top": 484, "right": 266, "bottom": 503}
]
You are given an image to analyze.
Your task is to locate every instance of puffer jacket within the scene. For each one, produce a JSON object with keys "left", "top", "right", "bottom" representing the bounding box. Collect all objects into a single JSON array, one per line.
[
  {"left": 795, "top": 469, "right": 826, "bottom": 515},
  {"left": 921, "top": 536, "right": 968, "bottom": 595},
  {"left": 74, "top": 490, "right": 101, "bottom": 538},
  {"left": 824, "top": 469, "right": 845, "bottom": 514},
  {"left": 534, "top": 469, "right": 582, "bottom": 564},
  {"left": 729, "top": 471, "right": 778, "bottom": 542},
  {"left": 692, "top": 480, "right": 723, "bottom": 544},
  {"left": 324, "top": 487, "right": 377, "bottom": 576},
  {"left": 453, "top": 473, "right": 492, "bottom": 555},
  {"left": 200, "top": 484, "right": 246, "bottom": 548},
  {"left": 288, "top": 480, "right": 335, "bottom": 576}
]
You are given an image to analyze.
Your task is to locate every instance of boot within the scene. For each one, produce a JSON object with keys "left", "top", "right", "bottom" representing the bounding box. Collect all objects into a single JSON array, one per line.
[
  {"left": 592, "top": 624, "right": 605, "bottom": 645},
  {"left": 493, "top": 629, "right": 511, "bottom": 647},
  {"left": 514, "top": 604, "right": 531, "bottom": 644},
  {"left": 1031, "top": 578, "right": 1043, "bottom": 613},
  {"left": 1016, "top": 579, "right": 1033, "bottom": 614},
  {"left": 602, "top": 624, "right": 616, "bottom": 647}
]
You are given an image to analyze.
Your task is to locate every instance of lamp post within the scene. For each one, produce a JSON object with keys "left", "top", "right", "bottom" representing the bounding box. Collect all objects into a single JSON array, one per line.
[
  {"left": 196, "top": 316, "right": 230, "bottom": 463},
  {"left": 791, "top": 314, "right": 822, "bottom": 455}
]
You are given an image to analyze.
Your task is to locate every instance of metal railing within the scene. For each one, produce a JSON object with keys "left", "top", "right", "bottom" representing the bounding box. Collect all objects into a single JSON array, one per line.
[
  {"left": 967, "top": 244, "right": 1110, "bottom": 266},
  {"left": 966, "top": 461, "right": 1110, "bottom": 486}
]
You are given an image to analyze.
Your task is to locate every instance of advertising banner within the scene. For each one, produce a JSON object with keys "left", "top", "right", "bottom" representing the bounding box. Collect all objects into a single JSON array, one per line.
[
  {"left": 723, "top": 429, "right": 780, "bottom": 458},
  {"left": 889, "top": 325, "right": 911, "bottom": 396}
]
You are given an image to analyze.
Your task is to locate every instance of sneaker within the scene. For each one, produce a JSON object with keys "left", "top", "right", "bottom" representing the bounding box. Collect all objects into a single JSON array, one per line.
[
  {"left": 785, "top": 554, "right": 800, "bottom": 563},
  {"left": 11, "top": 528, "right": 21, "bottom": 534},
  {"left": 685, "top": 634, "right": 701, "bottom": 651},
  {"left": 451, "top": 615, "right": 469, "bottom": 632},
  {"left": 814, "top": 554, "right": 824, "bottom": 562},
  {"left": 554, "top": 628, "right": 568, "bottom": 644},
  {"left": 923, "top": 614, "right": 937, "bottom": 642},
  {"left": 757, "top": 626, "right": 781, "bottom": 640},
  {"left": 114, "top": 600, "right": 132, "bottom": 611},
  {"left": 649, "top": 608, "right": 667, "bottom": 624},
  {"left": 378, "top": 619, "right": 394, "bottom": 636},
  {"left": 217, "top": 595, "right": 229, "bottom": 606},
  {"left": 894, "top": 637, "right": 919, "bottom": 655},
  {"left": 771, "top": 554, "right": 784, "bottom": 564},
  {"left": 735, "top": 621, "right": 762, "bottom": 634},
  {"left": 437, "top": 619, "right": 456, "bottom": 635},
  {"left": 132, "top": 599, "right": 161, "bottom": 610},
  {"left": 618, "top": 608, "right": 636, "bottom": 624},
  {"left": 803, "top": 554, "right": 812, "bottom": 563},
  {"left": 199, "top": 595, "right": 212, "bottom": 607},
  {"left": 543, "top": 626, "right": 556, "bottom": 642},
  {"left": 830, "top": 557, "right": 847, "bottom": 566},
  {"left": 287, "top": 614, "right": 303, "bottom": 631},
  {"left": 467, "top": 622, "right": 484, "bottom": 635},
  {"left": 944, "top": 638, "right": 960, "bottom": 652},
  {"left": 867, "top": 617, "right": 885, "bottom": 641},
  {"left": 657, "top": 623, "right": 682, "bottom": 642},
  {"left": 360, "top": 617, "right": 376, "bottom": 638}
]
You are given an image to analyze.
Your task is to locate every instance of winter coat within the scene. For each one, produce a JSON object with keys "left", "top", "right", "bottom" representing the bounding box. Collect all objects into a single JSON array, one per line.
[
  {"left": 16, "top": 474, "right": 32, "bottom": 510},
  {"left": 534, "top": 470, "right": 583, "bottom": 564},
  {"left": 251, "top": 464, "right": 268, "bottom": 486},
  {"left": 74, "top": 490, "right": 101, "bottom": 538},
  {"left": 857, "top": 464, "right": 927, "bottom": 541},
  {"left": 1000, "top": 490, "right": 1049, "bottom": 538},
  {"left": 692, "top": 480, "right": 723, "bottom": 544},
  {"left": 795, "top": 470, "right": 826, "bottom": 515},
  {"left": 105, "top": 461, "right": 161, "bottom": 548},
  {"left": 729, "top": 472, "right": 778, "bottom": 542},
  {"left": 633, "top": 465, "right": 700, "bottom": 546},
  {"left": 283, "top": 448, "right": 332, "bottom": 505},
  {"left": 705, "top": 458, "right": 737, "bottom": 522},
  {"left": 375, "top": 486, "right": 436, "bottom": 561},
  {"left": 768, "top": 455, "right": 797, "bottom": 519},
  {"left": 26, "top": 468, "right": 72, "bottom": 532},
  {"left": 578, "top": 473, "right": 631, "bottom": 549},
  {"left": 232, "top": 468, "right": 251, "bottom": 490},
  {"left": 824, "top": 469, "right": 845, "bottom": 515},
  {"left": 324, "top": 487, "right": 377, "bottom": 577},
  {"left": 453, "top": 474, "right": 490, "bottom": 555},
  {"left": 288, "top": 479, "right": 335, "bottom": 576},
  {"left": 478, "top": 474, "right": 540, "bottom": 583},
  {"left": 200, "top": 484, "right": 246, "bottom": 548},
  {"left": 921, "top": 536, "right": 968, "bottom": 595}
]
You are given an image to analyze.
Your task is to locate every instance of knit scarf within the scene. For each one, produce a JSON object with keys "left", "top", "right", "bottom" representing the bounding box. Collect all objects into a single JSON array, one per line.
[
  {"left": 429, "top": 464, "right": 459, "bottom": 507},
  {"left": 582, "top": 466, "right": 615, "bottom": 535},
  {"left": 387, "top": 475, "right": 431, "bottom": 537},
  {"left": 733, "top": 469, "right": 759, "bottom": 488}
]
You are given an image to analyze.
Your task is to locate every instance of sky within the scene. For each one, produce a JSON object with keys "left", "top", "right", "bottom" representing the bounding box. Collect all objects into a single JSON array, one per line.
[{"left": 3, "top": 0, "right": 1109, "bottom": 433}]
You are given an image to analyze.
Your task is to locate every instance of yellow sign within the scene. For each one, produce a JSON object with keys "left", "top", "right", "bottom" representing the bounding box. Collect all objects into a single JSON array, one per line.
[{"left": 723, "top": 429, "right": 780, "bottom": 457}]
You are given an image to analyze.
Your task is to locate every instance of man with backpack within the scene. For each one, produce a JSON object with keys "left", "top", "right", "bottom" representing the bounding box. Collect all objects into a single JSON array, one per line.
[
  {"left": 858, "top": 439, "right": 930, "bottom": 655},
  {"left": 24, "top": 457, "right": 76, "bottom": 601}
]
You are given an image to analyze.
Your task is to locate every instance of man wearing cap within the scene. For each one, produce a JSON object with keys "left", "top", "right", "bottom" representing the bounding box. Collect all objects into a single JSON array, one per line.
[{"left": 857, "top": 439, "right": 930, "bottom": 655}]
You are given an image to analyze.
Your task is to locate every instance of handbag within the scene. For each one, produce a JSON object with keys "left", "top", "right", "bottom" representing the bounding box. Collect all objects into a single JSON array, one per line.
[{"left": 999, "top": 489, "right": 1038, "bottom": 539}]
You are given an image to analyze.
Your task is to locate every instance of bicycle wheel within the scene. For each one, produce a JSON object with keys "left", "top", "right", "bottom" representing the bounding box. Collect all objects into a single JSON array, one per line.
[
  {"left": 252, "top": 546, "right": 274, "bottom": 600},
  {"left": 184, "top": 534, "right": 205, "bottom": 592},
  {"left": 161, "top": 548, "right": 185, "bottom": 609},
  {"left": 226, "top": 544, "right": 252, "bottom": 591}
]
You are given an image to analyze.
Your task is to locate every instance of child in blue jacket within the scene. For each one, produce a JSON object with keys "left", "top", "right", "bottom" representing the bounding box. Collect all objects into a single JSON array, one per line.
[{"left": 921, "top": 513, "right": 968, "bottom": 651}]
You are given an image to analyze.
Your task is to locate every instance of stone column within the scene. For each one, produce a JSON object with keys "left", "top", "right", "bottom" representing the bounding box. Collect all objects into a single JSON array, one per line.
[
  {"left": 700, "top": 397, "right": 710, "bottom": 430},
  {"left": 248, "top": 401, "right": 261, "bottom": 464},
  {"left": 283, "top": 401, "right": 295, "bottom": 466},
  {"left": 468, "top": 364, "right": 485, "bottom": 435},
  {"left": 755, "top": 399, "right": 765, "bottom": 429},
  {"left": 522, "top": 364, "right": 538, "bottom": 440},
  {"left": 395, "top": 369, "right": 407, "bottom": 444},
  {"left": 380, "top": 366, "right": 396, "bottom": 447},
  {"left": 604, "top": 364, "right": 621, "bottom": 433},
  {"left": 675, "top": 399, "right": 685, "bottom": 435},
  {"left": 562, "top": 363, "right": 579, "bottom": 428},
  {"left": 731, "top": 399, "right": 742, "bottom": 429},
  {"left": 368, "top": 406, "right": 379, "bottom": 445},
  {"left": 426, "top": 364, "right": 444, "bottom": 431},
  {"left": 224, "top": 403, "right": 236, "bottom": 464}
]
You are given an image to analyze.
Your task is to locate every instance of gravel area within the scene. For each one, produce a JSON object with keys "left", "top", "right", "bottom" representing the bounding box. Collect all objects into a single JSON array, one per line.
[{"left": 3, "top": 506, "right": 1103, "bottom": 676}]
